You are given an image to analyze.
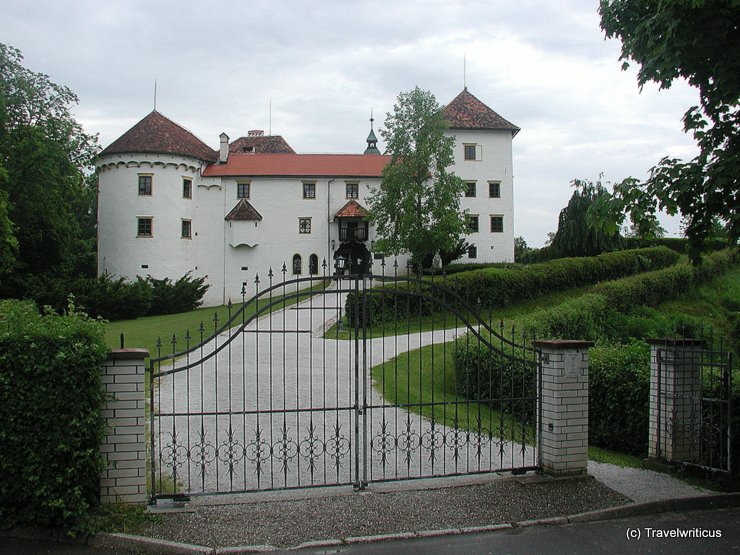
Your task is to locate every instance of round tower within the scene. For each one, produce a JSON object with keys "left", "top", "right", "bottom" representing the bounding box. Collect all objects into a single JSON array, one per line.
[{"left": 96, "top": 111, "right": 217, "bottom": 287}]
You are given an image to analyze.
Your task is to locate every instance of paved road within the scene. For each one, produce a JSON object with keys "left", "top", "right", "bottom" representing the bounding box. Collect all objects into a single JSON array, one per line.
[
  {"left": 282, "top": 506, "right": 740, "bottom": 555},
  {"left": 0, "top": 537, "right": 133, "bottom": 554}
]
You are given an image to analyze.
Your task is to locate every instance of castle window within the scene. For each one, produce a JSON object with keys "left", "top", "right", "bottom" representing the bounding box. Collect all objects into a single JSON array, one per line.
[
  {"left": 183, "top": 178, "right": 192, "bottom": 199},
  {"left": 309, "top": 254, "right": 319, "bottom": 275},
  {"left": 137, "top": 217, "right": 153, "bottom": 237},
  {"left": 299, "top": 218, "right": 312, "bottom": 234},
  {"left": 465, "top": 181, "right": 476, "bottom": 197},
  {"left": 237, "top": 182, "right": 250, "bottom": 198},
  {"left": 466, "top": 215, "right": 479, "bottom": 233},
  {"left": 181, "top": 219, "right": 192, "bottom": 239},
  {"left": 138, "top": 175, "right": 152, "bottom": 195},
  {"left": 346, "top": 182, "right": 359, "bottom": 199},
  {"left": 490, "top": 215, "right": 504, "bottom": 233},
  {"left": 467, "top": 244, "right": 477, "bottom": 259},
  {"left": 464, "top": 144, "right": 482, "bottom": 161},
  {"left": 303, "top": 182, "right": 316, "bottom": 199},
  {"left": 292, "top": 254, "right": 302, "bottom": 275},
  {"left": 489, "top": 181, "right": 501, "bottom": 198}
]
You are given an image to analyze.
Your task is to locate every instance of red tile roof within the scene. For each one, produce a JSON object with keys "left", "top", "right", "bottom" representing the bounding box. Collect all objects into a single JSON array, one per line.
[
  {"left": 229, "top": 135, "right": 295, "bottom": 154},
  {"left": 225, "top": 199, "right": 263, "bottom": 221},
  {"left": 203, "top": 153, "right": 391, "bottom": 178},
  {"left": 444, "top": 89, "right": 520, "bottom": 136},
  {"left": 335, "top": 200, "right": 367, "bottom": 219},
  {"left": 100, "top": 111, "right": 218, "bottom": 162}
]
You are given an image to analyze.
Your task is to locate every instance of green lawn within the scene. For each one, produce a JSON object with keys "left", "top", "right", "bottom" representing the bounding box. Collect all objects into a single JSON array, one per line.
[
  {"left": 372, "top": 342, "right": 537, "bottom": 446},
  {"left": 104, "top": 280, "right": 330, "bottom": 359}
]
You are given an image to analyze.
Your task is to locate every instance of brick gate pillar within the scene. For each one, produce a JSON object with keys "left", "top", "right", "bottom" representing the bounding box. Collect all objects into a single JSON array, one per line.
[
  {"left": 99, "top": 349, "right": 149, "bottom": 504},
  {"left": 647, "top": 339, "right": 704, "bottom": 464},
  {"left": 535, "top": 340, "right": 593, "bottom": 477}
]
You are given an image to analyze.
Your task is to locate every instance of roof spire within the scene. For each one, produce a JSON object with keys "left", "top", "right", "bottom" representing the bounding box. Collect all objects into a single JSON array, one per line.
[{"left": 364, "top": 110, "right": 380, "bottom": 155}]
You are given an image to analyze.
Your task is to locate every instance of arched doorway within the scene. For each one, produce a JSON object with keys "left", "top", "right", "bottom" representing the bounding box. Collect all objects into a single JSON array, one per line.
[{"left": 334, "top": 241, "right": 370, "bottom": 275}]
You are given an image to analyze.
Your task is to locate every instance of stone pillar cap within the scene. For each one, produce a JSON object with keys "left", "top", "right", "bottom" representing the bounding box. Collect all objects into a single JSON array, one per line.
[
  {"left": 108, "top": 348, "right": 150, "bottom": 360},
  {"left": 534, "top": 340, "right": 594, "bottom": 349}
]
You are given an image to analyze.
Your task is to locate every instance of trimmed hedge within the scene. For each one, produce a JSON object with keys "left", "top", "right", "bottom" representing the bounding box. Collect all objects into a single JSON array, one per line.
[
  {"left": 593, "top": 249, "right": 736, "bottom": 312},
  {"left": 0, "top": 300, "right": 109, "bottom": 535},
  {"left": 622, "top": 236, "right": 730, "bottom": 254},
  {"left": 349, "top": 246, "right": 680, "bottom": 325}
]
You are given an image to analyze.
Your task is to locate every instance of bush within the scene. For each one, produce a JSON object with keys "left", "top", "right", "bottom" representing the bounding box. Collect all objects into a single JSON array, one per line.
[
  {"left": 0, "top": 300, "right": 109, "bottom": 535},
  {"left": 453, "top": 336, "right": 538, "bottom": 424},
  {"left": 143, "top": 272, "right": 210, "bottom": 316},
  {"left": 588, "top": 343, "right": 651, "bottom": 456},
  {"left": 27, "top": 271, "right": 210, "bottom": 321},
  {"left": 350, "top": 247, "right": 680, "bottom": 325},
  {"left": 27, "top": 273, "right": 152, "bottom": 320}
]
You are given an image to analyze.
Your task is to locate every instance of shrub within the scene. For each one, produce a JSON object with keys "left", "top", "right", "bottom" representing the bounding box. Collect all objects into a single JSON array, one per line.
[
  {"left": 143, "top": 272, "right": 210, "bottom": 316},
  {"left": 0, "top": 300, "right": 109, "bottom": 535},
  {"left": 26, "top": 271, "right": 210, "bottom": 321},
  {"left": 453, "top": 336, "right": 538, "bottom": 424},
  {"left": 589, "top": 343, "right": 651, "bottom": 456},
  {"left": 27, "top": 273, "right": 152, "bottom": 320}
]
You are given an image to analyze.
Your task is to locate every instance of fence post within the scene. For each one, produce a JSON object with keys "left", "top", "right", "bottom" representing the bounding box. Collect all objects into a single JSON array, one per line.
[
  {"left": 99, "top": 348, "right": 149, "bottom": 505},
  {"left": 535, "top": 340, "right": 593, "bottom": 477},
  {"left": 647, "top": 338, "right": 704, "bottom": 464}
]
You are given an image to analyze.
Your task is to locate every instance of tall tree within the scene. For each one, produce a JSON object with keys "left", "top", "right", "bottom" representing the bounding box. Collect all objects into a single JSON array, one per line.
[
  {"left": 366, "top": 87, "right": 467, "bottom": 270},
  {"left": 593, "top": 1, "right": 740, "bottom": 259},
  {"left": 0, "top": 43, "right": 98, "bottom": 293},
  {"left": 552, "top": 179, "right": 622, "bottom": 257}
]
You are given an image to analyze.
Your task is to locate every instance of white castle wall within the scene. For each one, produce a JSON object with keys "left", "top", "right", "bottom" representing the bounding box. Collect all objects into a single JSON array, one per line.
[
  {"left": 97, "top": 128, "right": 515, "bottom": 308},
  {"left": 450, "top": 129, "right": 516, "bottom": 263}
]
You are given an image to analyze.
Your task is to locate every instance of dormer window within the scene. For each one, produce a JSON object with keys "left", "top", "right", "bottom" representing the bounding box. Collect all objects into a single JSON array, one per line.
[{"left": 242, "top": 146, "right": 255, "bottom": 153}]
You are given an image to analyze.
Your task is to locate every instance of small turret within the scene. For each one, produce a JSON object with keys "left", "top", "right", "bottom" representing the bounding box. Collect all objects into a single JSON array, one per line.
[{"left": 364, "top": 113, "right": 380, "bottom": 155}]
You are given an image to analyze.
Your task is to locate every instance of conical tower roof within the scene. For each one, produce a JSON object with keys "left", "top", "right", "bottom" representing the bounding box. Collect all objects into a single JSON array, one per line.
[{"left": 100, "top": 111, "right": 218, "bottom": 162}]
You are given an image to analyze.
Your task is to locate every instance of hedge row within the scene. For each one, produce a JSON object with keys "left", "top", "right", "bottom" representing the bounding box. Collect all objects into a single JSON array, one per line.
[
  {"left": 0, "top": 300, "right": 109, "bottom": 535},
  {"left": 621, "top": 236, "right": 730, "bottom": 254},
  {"left": 348, "top": 246, "right": 680, "bottom": 325},
  {"left": 29, "top": 272, "right": 210, "bottom": 321},
  {"left": 593, "top": 249, "right": 736, "bottom": 312}
]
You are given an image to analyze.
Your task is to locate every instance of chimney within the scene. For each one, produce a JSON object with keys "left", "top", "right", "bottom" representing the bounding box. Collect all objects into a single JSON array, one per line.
[
  {"left": 219, "top": 132, "right": 229, "bottom": 163},
  {"left": 247, "top": 130, "right": 264, "bottom": 137}
]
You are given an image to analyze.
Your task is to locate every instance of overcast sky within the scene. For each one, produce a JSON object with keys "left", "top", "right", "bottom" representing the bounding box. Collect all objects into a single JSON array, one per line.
[{"left": 3, "top": 0, "right": 699, "bottom": 246}]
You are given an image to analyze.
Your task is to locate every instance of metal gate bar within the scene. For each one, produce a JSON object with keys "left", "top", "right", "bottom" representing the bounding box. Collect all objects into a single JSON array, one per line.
[{"left": 149, "top": 261, "right": 541, "bottom": 500}]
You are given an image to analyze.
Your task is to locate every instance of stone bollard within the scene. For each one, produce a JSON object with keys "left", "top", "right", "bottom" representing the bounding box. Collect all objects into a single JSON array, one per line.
[
  {"left": 99, "top": 348, "right": 149, "bottom": 504},
  {"left": 535, "top": 340, "right": 593, "bottom": 477},
  {"left": 647, "top": 338, "right": 704, "bottom": 464}
]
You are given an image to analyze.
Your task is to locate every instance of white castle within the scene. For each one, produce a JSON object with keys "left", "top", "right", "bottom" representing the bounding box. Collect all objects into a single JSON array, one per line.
[{"left": 96, "top": 88, "right": 519, "bottom": 307}]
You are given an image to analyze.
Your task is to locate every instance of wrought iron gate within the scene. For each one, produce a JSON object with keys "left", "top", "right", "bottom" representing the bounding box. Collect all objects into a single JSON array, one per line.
[{"left": 149, "top": 261, "right": 541, "bottom": 500}]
